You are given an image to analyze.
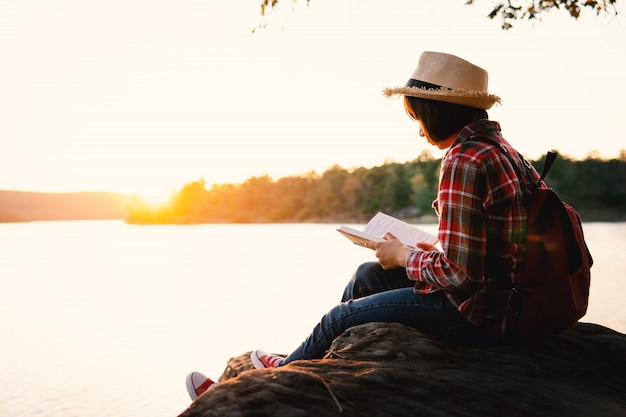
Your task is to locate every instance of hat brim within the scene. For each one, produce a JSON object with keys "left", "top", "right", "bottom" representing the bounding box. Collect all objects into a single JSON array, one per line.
[{"left": 383, "top": 86, "right": 501, "bottom": 110}]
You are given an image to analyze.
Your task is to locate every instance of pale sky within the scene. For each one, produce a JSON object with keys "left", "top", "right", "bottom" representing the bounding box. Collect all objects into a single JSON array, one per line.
[{"left": 1, "top": 0, "right": 624, "bottom": 200}]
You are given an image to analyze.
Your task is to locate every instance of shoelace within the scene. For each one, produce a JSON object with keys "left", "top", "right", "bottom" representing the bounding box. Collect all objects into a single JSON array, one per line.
[{"left": 263, "top": 354, "right": 283, "bottom": 367}]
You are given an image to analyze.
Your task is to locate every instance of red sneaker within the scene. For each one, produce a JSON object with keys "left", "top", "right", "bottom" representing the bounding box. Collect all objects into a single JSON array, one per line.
[
  {"left": 185, "top": 371, "right": 216, "bottom": 400},
  {"left": 250, "top": 350, "right": 285, "bottom": 369}
]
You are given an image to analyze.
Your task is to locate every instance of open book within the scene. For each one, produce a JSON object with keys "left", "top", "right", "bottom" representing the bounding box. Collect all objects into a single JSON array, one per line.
[{"left": 337, "top": 212, "right": 438, "bottom": 249}]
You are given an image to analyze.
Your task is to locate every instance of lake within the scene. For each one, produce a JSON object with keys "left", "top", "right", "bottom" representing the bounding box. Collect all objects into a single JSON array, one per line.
[{"left": 0, "top": 221, "right": 624, "bottom": 417}]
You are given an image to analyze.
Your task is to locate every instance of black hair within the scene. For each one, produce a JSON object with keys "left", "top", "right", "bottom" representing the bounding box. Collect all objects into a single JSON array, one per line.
[{"left": 404, "top": 96, "right": 488, "bottom": 142}]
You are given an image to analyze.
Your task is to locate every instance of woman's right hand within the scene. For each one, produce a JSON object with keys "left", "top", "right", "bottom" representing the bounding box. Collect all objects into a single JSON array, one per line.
[{"left": 416, "top": 242, "right": 439, "bottom": 252}]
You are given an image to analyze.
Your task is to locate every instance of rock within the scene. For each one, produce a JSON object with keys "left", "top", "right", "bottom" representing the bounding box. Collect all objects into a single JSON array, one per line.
[{"left": 178, "top": 322, "right": 626, "bottom": 417}]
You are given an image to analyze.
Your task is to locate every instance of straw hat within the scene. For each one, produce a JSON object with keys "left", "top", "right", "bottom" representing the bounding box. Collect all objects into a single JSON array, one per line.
[{"left": 383, "top": 51, "right": 501, "bottom": 110}]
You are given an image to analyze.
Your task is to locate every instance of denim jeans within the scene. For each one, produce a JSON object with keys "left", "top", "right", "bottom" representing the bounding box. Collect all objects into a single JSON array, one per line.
[{"left": 280, "top": 262, "right": 481, "bottom": 365}]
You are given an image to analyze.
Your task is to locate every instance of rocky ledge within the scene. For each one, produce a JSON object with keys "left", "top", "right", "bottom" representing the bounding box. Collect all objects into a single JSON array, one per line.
[{"left": 178, "top": 322, "right": 626, "bottom": 417}]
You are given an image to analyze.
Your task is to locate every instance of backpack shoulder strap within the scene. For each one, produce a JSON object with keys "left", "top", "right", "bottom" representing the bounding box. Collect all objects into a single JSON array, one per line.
[
  {"left": 537, "top": 151, "right": 557, "bottom": 185},
  {"left": 466, "top": 137, "right": 556, "bottom": 187}
]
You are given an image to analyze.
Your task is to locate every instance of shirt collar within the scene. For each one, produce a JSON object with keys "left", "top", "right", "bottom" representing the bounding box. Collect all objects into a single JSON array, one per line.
[{"left": 452, "top": 119, "right": 502, "bottom": 147}]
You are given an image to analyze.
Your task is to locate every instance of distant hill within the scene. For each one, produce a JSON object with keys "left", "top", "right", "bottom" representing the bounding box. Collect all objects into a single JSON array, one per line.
[{"left": 0, "top": 190, "right": 134, "bottom": 222}]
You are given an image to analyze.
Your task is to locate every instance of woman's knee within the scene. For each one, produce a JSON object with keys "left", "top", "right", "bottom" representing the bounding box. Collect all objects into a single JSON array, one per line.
[
  {"left": 342, "top": 262, "right": 380, "bottom": 301},
  {"left": 350, "top": 262, "right": 384, "bottom": 298},
  {"left": 354, "top": 262, "right": 382, "bottom": 281}
]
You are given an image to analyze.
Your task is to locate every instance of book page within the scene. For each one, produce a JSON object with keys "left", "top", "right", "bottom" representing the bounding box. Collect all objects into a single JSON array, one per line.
[{"left": 363, "top": 212, "right": 438, "bottom": 247}]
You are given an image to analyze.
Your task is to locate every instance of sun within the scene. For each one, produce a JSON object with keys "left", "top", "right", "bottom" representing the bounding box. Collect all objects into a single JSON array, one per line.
[{"left": 137, "top": 187, "right": 175, "bottom": 207}]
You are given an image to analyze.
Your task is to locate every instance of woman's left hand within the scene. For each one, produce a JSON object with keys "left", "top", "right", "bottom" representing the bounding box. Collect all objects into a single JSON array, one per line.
[{"left": 369, "top": 232, "right": 412, "bottom": 270}]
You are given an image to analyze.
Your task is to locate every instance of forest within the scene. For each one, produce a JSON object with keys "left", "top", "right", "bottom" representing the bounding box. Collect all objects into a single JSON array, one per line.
[{"left": 125, "top": 150, "right": 626, "bottom": 225}]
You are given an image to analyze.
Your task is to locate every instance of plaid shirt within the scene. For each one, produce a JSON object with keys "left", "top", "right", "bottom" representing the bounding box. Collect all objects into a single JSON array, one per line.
[{"left": 406, "top": 119, "right": 539, "bottom": 341}]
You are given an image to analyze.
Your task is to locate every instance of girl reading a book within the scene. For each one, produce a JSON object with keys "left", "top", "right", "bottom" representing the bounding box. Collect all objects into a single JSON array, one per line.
[{"left": 186, "top": 51, "right": 536, "bottom": 401}]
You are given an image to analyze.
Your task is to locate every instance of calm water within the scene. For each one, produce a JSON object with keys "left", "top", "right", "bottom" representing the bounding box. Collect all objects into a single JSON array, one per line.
[{"left": 1, "top": 221, "right": 624, "bottom": 417}]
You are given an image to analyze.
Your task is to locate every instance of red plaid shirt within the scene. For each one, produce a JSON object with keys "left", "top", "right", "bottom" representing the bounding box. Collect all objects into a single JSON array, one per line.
[{"left": 406, "top": 119, "right": 539, "bottom": 341}]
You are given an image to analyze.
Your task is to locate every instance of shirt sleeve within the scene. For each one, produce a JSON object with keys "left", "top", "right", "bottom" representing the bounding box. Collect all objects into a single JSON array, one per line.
[{"left": 406, "top": 150, "right": 487, "bottom": 293}]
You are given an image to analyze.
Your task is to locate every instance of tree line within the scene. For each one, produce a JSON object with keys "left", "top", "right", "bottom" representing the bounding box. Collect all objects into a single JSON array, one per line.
[{"left": 125, "top": 150, "right": 626, "bottom": 225}]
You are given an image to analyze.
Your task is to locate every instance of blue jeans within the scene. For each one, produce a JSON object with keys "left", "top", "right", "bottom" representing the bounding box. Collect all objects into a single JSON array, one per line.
[{"left": 280, "top": 262, "right": 481, "bottom": 365}]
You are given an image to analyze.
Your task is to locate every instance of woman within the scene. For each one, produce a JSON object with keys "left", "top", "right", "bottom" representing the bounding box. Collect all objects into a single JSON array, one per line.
[{"left": 186, "top": 51, "right": 538, "bottom": 401}]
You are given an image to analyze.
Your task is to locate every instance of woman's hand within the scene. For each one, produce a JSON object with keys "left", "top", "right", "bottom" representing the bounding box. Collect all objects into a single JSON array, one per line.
[
  {"left": 369, "top": 232, "right": 412, "bottom": 270},
  {"left": 415, "top": 241, "right": 439, "bottom": 252},
  {"left": 369, "top": 234, "right": 441, "bottom": 270}
]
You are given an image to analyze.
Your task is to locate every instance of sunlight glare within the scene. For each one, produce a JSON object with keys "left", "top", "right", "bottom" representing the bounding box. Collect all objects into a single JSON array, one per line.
[{"left": 137, "top": 187, "right": 175, "bottom": 207}]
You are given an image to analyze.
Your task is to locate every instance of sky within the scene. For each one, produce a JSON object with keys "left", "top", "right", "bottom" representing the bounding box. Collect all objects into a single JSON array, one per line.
[{"left": 0, "top": 0, "right": 625, "bottom": 201}]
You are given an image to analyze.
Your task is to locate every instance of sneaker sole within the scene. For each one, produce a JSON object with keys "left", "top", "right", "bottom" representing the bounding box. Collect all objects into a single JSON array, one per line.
[{"left": 185, "top": 372, "right": 199, "bottom": 400}]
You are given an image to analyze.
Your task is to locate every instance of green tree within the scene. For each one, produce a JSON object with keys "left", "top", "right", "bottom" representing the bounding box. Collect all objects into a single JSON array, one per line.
[
  {"left": 352, "top": 163, "right": 402, "bottom": 217},
  {"left": 170, "top": 179, "right": 210, "bottom": 223},
  {"left": 469, "top": 0, "right": 618, "bottom": 29},
  {"left": 408, "top": 150, "right": 440, "bottom": 215},
  {"left": 272, "top": 174, "right": 315, "bottom": 221},
  {"left": 259, "top": 0, "right": 618, "bottom": 29},
  {"left": 204, "top": 183, "right": 239, "bottom": 221},
  {"left": 234, "top": 175, "right": 277, "bottom": 222},
  {"left": 306, "top": 165, "right": 351, "bottom": 221}
]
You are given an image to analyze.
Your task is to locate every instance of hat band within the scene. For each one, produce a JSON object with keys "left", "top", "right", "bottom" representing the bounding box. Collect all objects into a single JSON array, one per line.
[{"left": 406, "top": 79, "right": 451, "bottom": 91}]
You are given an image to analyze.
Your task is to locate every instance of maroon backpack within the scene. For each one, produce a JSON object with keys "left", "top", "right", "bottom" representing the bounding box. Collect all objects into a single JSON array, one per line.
[
  {"left": 477, "top": 138, "right": 593, "bottom": 343},
  {"left": 517, "top": 180, "right": 592, "bottom": 342}
]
